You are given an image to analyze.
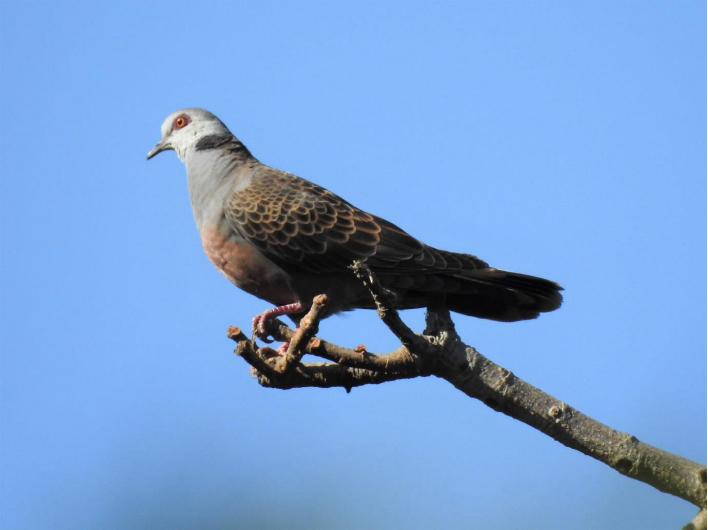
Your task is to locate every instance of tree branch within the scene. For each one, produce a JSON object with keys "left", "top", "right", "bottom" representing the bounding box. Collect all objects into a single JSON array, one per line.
[
  {"left": 273, "top": 293, "right": 329, "bottom": 374},
  {"left": 227, "top": 263, "right": 707, "bottom": 527}
]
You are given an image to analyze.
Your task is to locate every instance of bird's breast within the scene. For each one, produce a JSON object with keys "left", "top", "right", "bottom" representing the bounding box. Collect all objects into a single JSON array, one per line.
[{"left": 200, "top": 225, "right": 296, "bottom": 306}]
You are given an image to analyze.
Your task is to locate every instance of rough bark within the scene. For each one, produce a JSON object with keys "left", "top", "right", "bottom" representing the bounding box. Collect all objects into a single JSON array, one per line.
[{"left": 227, "top": 262, "right": 707, "bottom": 528}]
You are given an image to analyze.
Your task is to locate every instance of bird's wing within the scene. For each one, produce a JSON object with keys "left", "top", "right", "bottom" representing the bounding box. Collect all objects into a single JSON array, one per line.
[{"left": 224, "top": 169, "right": 476, "bottom": 275}]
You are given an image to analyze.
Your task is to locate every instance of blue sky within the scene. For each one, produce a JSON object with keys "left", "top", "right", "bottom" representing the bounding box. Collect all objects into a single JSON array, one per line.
[{"left": 1, "top": 2, "right": 705, "bottom": 529}]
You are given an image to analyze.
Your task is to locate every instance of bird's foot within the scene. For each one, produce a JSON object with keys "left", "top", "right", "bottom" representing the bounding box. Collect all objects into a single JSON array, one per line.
[{"left": 251, "top": 302, "right": 304, "bottom": 339}]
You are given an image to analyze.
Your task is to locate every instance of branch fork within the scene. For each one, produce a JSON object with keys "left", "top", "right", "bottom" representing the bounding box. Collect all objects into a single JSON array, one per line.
[{"left": 227, "top": 262, "right": 447, "bottom": 390}]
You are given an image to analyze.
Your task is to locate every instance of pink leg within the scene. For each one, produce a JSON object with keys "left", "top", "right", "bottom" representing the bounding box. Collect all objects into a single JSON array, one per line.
[
  {"left": 260, "top": 330, "right": 298, "bottom": 357},
  {"left": 275, "top": 336, "right": 297, "bottom": 355},
  {"left": 252, "top": 302, "right": 304, "bottom": 336}
]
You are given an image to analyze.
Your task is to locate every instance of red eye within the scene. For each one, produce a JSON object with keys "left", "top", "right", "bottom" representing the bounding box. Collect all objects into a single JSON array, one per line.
[{"left": 173, "top": 115, "right": 190, "bottom": 129}]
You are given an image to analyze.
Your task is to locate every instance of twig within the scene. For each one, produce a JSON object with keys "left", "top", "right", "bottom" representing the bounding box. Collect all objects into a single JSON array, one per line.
[
  {"left": 349, "top": 261, "right": 428, "bottom": 352},
  {"left": 255, "top": 362, "right": 422, "bottom": 392},
  {"left": 273, "top": 294, "right": 329, "bottom": 374},
  {"left": 227, "top": 326, "right": 279, "bottom": 375},
  {"left": 268, "top": 319, "right": 428, "bottom": 373}
]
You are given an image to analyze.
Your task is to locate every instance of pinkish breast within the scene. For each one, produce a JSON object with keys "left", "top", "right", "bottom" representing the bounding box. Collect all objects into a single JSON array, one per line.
[{"left": 200, "top": 226, "right": 296, "bottom": 305}]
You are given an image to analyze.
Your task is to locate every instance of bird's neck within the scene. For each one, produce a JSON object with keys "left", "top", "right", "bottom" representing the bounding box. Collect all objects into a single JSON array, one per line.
[{"left": 185, "top": 146, "right": 255, "bottom": 232}]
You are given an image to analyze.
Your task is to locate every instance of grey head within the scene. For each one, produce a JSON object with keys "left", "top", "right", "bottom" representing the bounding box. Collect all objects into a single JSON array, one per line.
[{"left": 147, "top": 108, "right": 232, "bottom": 161}]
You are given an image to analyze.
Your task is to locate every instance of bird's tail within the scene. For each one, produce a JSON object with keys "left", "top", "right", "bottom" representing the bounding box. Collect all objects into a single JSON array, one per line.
[{"left": 444, "top": 268, "right": 563, "bottom": 322}]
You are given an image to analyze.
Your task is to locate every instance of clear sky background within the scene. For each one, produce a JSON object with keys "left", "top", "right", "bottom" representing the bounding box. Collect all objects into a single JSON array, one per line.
[{"left": 1, "top": 2, "right": 705, "bottom": 529}]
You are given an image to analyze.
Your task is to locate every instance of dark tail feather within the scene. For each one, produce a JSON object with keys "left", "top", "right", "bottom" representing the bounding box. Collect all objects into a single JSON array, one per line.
[{"left": 445, "top": 268, "right": 563, "bottom": 322}]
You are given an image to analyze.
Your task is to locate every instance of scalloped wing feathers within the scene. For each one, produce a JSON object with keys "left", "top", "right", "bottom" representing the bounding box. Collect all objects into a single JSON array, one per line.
[{"left": 224, "top": 168, "right": 496, "bottom": 277}]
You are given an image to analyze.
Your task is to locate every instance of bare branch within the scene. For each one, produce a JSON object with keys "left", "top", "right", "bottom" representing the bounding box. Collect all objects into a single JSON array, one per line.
[
  {"left": 436, "top": 341, "right": 707, "bottom": 510},
  {"left": 264, "top": 318, "right": 426, "bottom": 374},
  {"left": 229, "top": 326, "right": 423, "bottom": 391},
  {"left": 227, "top": 267, "right": 707, "bottom": 524},
  {"left": 273, "top": 293, "right": 329, "bottom": 374},
  {"left": 349, "top": 261, "right": 431, "bottom": 352}
]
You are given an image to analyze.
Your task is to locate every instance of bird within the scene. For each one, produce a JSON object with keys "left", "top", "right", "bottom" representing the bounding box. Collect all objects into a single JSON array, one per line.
[{"left": 147, "top": 108, "right": 562, "bottom": 335}]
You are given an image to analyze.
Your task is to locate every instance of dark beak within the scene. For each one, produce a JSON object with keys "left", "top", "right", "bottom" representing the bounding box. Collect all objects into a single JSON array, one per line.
[{"left": 147, "top": 138, "right": 172, "bottom": 160}]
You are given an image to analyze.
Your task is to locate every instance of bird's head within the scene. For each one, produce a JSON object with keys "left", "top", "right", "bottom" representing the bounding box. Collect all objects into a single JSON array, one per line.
[{"left": 147, "top": 108, "right": 230, "bottom": 162}]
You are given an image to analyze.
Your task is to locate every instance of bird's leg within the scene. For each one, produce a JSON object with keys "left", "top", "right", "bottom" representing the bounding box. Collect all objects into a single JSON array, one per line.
[
  {"left": 252, "top": 302, "right": 304, "bottom": 337},
  {"left": 256, "top": 332, "right": 298, "bottom": 359},
  {"left": 275, "top": 338, "right": 296, "bottom": 355}
]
